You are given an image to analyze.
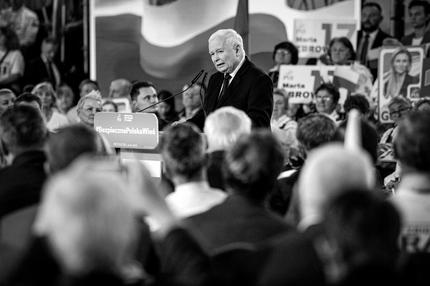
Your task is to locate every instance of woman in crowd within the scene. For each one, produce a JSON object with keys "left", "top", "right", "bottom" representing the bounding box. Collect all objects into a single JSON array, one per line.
[
  {"left": 157, "top": 90, "right": 178, "bottom": 126},
  {"left": 102, "top": 100, "right": 118, "bottom": 112},
  {"left": 56, "top": 84, "right": 75, "bottom": 115},
  {"left": 268, "top": 41, "right": 299, "bottom": 86},
  {"left": 32, "top": 82, "right": 69, "bottom": 132},
  {"left": 271, "top": 88, "right": 298, "bottom": 163},
  {"left": 314, "top": 82, "right": 343, "bottom": 123},
  {"left": 0, "top": 27, "right": 24, "bottom": 93},
  {"left": 384, "top": 48, "right": 419, "bottom": 99}
]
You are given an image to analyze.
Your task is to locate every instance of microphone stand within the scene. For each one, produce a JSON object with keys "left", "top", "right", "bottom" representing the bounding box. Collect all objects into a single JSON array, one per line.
[{"left": 137, "top": 70, "right": 205, "bottom": 113}]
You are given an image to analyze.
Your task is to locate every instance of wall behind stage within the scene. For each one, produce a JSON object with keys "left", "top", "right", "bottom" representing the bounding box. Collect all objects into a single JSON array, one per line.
[{"left": 90, "top": 0, "right": 359, "bottom": 99}]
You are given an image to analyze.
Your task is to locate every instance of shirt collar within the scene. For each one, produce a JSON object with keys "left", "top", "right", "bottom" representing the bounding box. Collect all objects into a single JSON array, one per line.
[
  {"left": 228, "top": 55, "right": 246, "bottom": 82},
  {"left": 175, "top": 181, "right": 211, "bottom": 194}
]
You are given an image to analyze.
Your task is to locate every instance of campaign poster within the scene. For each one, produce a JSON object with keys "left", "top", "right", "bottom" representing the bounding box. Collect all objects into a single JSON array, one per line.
[{"left": 378, "top": 47, "right": 424, "bottom": 123}]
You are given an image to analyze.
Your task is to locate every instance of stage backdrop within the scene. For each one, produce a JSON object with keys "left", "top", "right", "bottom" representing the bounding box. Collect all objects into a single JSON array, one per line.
[{"left": 90, "top": 0, "right": 360, "bottom": 98}]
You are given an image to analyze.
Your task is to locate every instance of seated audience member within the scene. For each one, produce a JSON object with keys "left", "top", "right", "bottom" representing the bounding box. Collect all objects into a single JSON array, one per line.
[
  {"left": 33, "top": 158, "right": 139, "bottom": 285},
  {"left": 271, "top": 88, "right": 299, "bottom": 164},
  {"left": 32, "top": 82, "right": 69, "bottom": 132},
  {"left": 158, "top": 123, "right": 226, "bottom": 219},
  {"left": 259, "top": 144, "right": 376, "bottom": 286},
  {"left": 0, "top": 27, "right": 24, "bottom": 93},
  {"left": 401, "top": 0, "right": 430, "bottom": 47},
  {"left": 157, "top": 90, "right": 178, "bottom": 126},
  {"left": 314, "top": 83, "right": 343, "bottom": 123},
  {"left": 378, "top": 97, "right": 413, "bottom": 179},
  {"left": 187, "top": 131, "right": 292, "bottom": 253},
  {"left": 318, "top": 37, "right": 357, "bottom": 66},
  {"left": 0, "top": 0, "right": 39, "bottom": 55},
  {"left": 322, "top": 190, "right": 401, "bottom": 285},
  {"left": 204, "top": 106, "right": 252, "bottom": 191},
  {"left": 67, "top": 79, "right": 100, "bottom": 123},
  {"left": 272, "top": 114, "right": 336, "bottom": 217},
  {"left": 0, "top": 104, "right": 48, "bottom": 218},
  {"left": 131, "top": 81, "right": 168, "bottom": 130},
  {"left": 391, "top": 111, "right": 430, "bottom": 253},
  {"left": 178, "top": 83, "right": 205, "bottom": 125},
  {"left": 46, "top": 124, "right": 105, "bottom": 173},
  {"left": 56, "top": 84, "right": 75, "bottom": 115},
  {"left": 102, "top": 100, "right": 118, "bottom": 113},
  {"left": 268, "top": 41, "right": 299, "bottom": 85},
  {"left": 6, "top": 158, "right": 213, "bottom": 286},
  {"left": 109, "top": 78, "right": 132, "bottom": 99},
  {"left": 15, "top": 92, "right": 42, "bottom": 111},
  {"left": 76, "top": 90, "right": 102, "bottom": 129},
  {"left": 25, "top": 37, "right": 61, "bottom": 88},
  {"left": 0, "top": 89, "right": 15, "bottom": 167}
]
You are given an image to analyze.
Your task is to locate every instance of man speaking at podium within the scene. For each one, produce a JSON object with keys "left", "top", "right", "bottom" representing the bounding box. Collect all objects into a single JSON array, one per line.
[{"left": 190, "top": 29, "right": 273, "bottom": 129}]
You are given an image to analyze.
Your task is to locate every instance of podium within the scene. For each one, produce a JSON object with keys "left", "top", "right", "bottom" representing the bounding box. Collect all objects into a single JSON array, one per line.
[{"left": 94, "top": 112, "right": 162, "bottom": 179}]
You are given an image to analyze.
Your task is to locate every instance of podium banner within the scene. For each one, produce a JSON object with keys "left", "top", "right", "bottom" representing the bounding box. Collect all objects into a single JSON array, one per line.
[{"left": 94, "top": 112, "right": 159, "bottom": 149}]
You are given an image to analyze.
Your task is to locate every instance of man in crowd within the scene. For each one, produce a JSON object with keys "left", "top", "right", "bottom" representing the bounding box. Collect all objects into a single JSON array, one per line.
[
  {"left": 0, "top": 104, "right": 48, "bottom": 217},
  {"left": 0, "top": 0, "right": 39, "bottom": 54},
  {"left": 0, "top": 88, "right": 15, "bottom": 167},
  {"left": 25, "top": 37, "right": 62, "bottom": 88},
  {"left": 109, "top": 78, "right": 132, "bottom": 99},
  {"left": 204, "top": 106, "right": 251, "bottom": 191},
  {"left": 189, "top": 29, "right": 273, "bottom": 129},
  {"left": 401, "top": 0, "right": 430, "bottom": 46},
  {"left": 131, "top": 81, "right": 168, "bottom": 130},
  {"left": 187, "top": 131, "right": 292, "bottom": 253},
  {"left": 391, "top": 111, "right": 430, "bottom": 253},
  {"left": 158, "top": 123, "right": 226, "bottom": 219},
  {"left": 356, "top": 2, "right": 392, "bottom": 79}
]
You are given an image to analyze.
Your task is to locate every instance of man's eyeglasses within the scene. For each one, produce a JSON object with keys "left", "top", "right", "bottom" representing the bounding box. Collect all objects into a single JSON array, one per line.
[{"left": 389, "top": 107, "right": 411, "bottom": 117}]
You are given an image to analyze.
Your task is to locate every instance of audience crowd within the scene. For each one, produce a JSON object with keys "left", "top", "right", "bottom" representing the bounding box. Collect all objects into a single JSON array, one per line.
[{"left": 1, "top": 1, "right": 430, "bottom": 285}]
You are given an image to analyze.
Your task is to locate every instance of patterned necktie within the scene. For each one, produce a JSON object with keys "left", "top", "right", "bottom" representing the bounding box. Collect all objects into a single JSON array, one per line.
[
  {"left": 359, "top": 33, "right": 369, "bottom": 65},
  {"left": 218, "top": 73, "right": 231, "bottom": 103}
]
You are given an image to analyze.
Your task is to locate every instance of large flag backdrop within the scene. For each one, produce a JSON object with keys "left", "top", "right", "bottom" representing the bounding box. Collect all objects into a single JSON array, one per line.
[{"left": 90, "top": 0, "right": 360, "bottom": 97}]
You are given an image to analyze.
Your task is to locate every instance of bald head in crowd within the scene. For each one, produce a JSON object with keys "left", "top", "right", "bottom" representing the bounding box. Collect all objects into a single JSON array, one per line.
[
  {"left": 109, "top": 78, "right": 132, "bottom": 98},
  {"left": 298, "top": 144, "right": 375, "bottom": 229}
]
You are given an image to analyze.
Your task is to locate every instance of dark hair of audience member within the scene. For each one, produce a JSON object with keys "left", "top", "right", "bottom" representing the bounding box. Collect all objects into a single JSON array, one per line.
[
  {"left": 102, "top": 100, "right": 118, "bottom": 112},
  {"left": 46, "top": 124, "right": 103, "bottom": 173},
  {"left": 79, "top": 79, "right": 100, "bottom": 91},
  {"left": 158, "top": 90, "right": 178, "bottom": 117},
  {"left": 408, "top": 0, "right": 430, "bottom": 15},
  {"left": 130, "top": 81, "right": 156, "bottom": 102},
  {"left": 315, "top": 82, "right": 340, "bottom": 105},
  {"left": 223, "top": 130, "right": 284, "bottom": 203},
  {"left": 362, "top": 2, "right": 382, "bottom": 13},
  {"left": 393, "top": 111, "right": 430, "bottom": 172},
  {"left": 272, "top": 41, "right": 299, "bottom": 65},
  {"left": 323, "top": 190, "right": 401, "bottom": 283},
  {"left": 159, "top": 123, "right": 205, "bottom": 180},
  {"left": 343, "top": 95, "right": 370, "bottom": 115},
  {"left": 0, "top": 105, "right": 47, "bottom": 151},
  {"left": 0, "top": 26, "right": 20, "bottom": 50},
  {"left": 15, "top": 93, "right": 42, "bottom": 109},
  {"left": 328, "top": 37, "right": 356, "bottom": 62},
  {"left": 296, "top": 113, "right": 337, "bottom": 151}
]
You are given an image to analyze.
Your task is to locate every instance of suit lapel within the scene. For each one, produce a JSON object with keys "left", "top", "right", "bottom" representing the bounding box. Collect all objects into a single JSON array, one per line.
[{"left": 217, "top": 57, "right": 250, "bottom": 107}]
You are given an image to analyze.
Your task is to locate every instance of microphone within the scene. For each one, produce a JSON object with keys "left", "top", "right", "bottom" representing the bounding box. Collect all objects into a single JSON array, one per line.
[
  {"left": 137, "top": 69, "right": 205, "bottom": 113},
  {"left": 199, "top": 72, "right": 208, "bottom": 117}
]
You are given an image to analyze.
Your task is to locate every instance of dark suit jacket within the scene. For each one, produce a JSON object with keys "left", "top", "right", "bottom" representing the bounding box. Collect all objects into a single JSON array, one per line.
[
  {"left": 206, "top": 150, "right": 226, "bottom": 191},
  {"left": 401, "top": 31, "right": 430, "bottom": 46},
  {"left": 189, "top": 57, "right": 273, "bottom": 130},
  {"left": 357, "top": 29, "right": 392, "bottom": 80},
  {"left": 0, "top": 150, "right": 47, "bottom": 218},
  {"left": 25, "top": 56, "right": 61, "bottom": 87},
  {"left": 186, "top": 194, "right": 292, "bottom": 254}
]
